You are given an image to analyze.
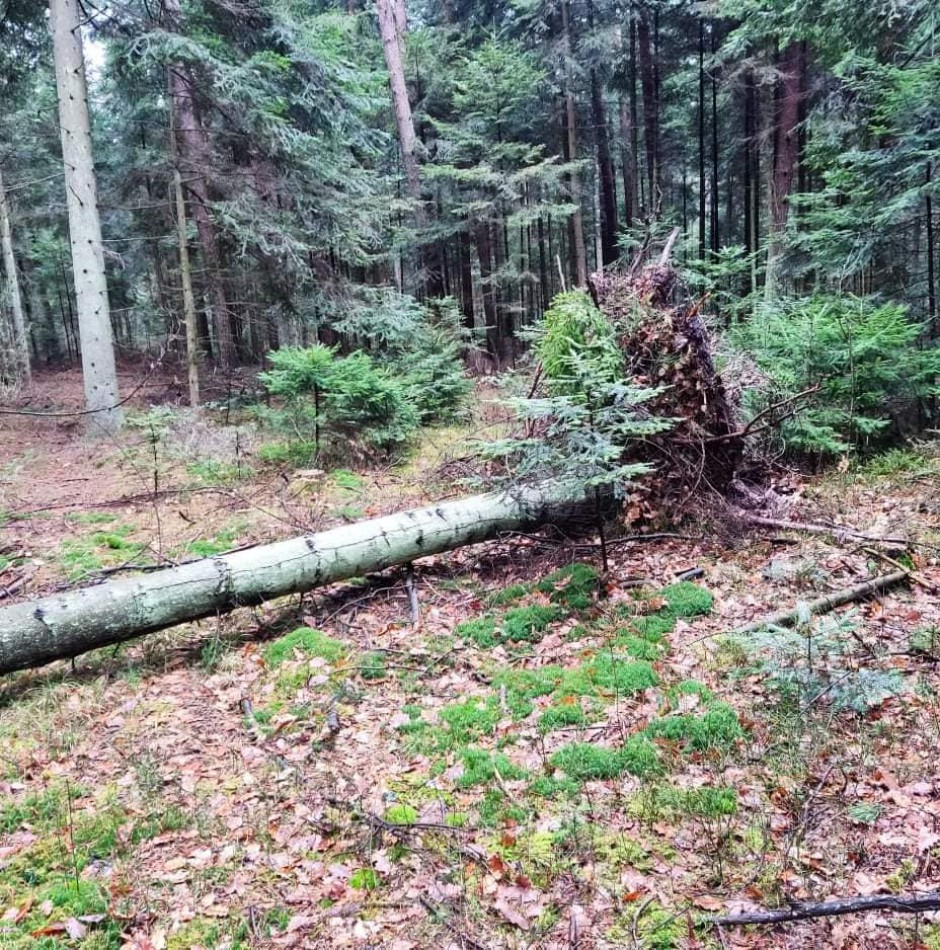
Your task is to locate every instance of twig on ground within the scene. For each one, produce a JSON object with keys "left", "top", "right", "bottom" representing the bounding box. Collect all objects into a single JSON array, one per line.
[
  {"left": 726, "top": 571, "right": 909, "bottom": 637},
  {"left": 714, "top": 891, "right": 940, "bottom": 925},
  {"left": 863, "top": 547, "right": 935, "bottom": 592},
  {"left": 743, "top": 513, "right": 910, "bottom": 547}
]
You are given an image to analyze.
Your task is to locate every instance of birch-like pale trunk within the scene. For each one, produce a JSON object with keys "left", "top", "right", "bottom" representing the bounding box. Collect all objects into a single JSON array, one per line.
[
  {"left": 173, "top": 169, "right": 201, "bottom": 406},
  {"left": 50, "top": 0, "right": 123, "bottom": 433},
  {"left": 0, "top": 167, "right": 30, "bottom": 384},
  {"left": 0, "top": 487, "right": 574, "bottom": 675}
]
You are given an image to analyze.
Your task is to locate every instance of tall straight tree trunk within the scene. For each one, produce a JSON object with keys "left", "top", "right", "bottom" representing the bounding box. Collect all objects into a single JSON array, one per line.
[
  {"left": 474, "top": 223, "right": 498, "bottom": 355},
  {"left": 698, "top": 20, "right": 706, "bottom": 259},
  {"left": 618, "top": 93, "right": 635, "bottom": 230},
  {"left": 926, "top": 163, "right": 936, "bottom": 334},
  {"left": 0, "top": 168, "right": 30, "bottom": 384},
  {"left": 164, "top": 0, "right": 233, "bottom": 367},
  {"left": 710, "top": 23, "right": 720, "bottom": 258},
  {"left": 173, "top": 170, "right": 200, "bottom": 407},
  {"left": 766, "top": 41, "right": 806, "bottom": 298},
  {"left": 591, "top": 68, "right": 619, "bottom": 265},
  {"left": 377, "top": 0, "right": 422, "bottom": 216},
  {"left": 588, "top": 0, "right": 617, "bottom": 265},
  {"left": 457, "top": 229, "right": 475, "bottom": 332},
  {"left": 49, "top": 0, "right": 122, "bottom": 433},
  {"left": 636, "top": 6, "right": 658, "bottom": 213},
  {"left": 561, "top": 0, "right": 588, "bottom": 286}
]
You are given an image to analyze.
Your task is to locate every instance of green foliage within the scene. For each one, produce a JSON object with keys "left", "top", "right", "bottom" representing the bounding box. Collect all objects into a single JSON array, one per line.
[
  {"left": 490, "top": 666, "right": 563, "bottom": 718},
  {"left": 661, "top": 583, "right": 714, "bottom": 619},
  {"left": 456, "top": 748, "right": 528, "bottom": 788},
  {"left": 256, "top": 440, "right": 317, "bottom": 467},
  {"left": 537, "top": 703, "right": 589, "bottom": 733},
  {"left": 264, "top": 627, "right": 345, "bottom": 667},
  {"left": 536, "top": 563, "right": 599, "bottom": 610},
  {"left": 359, "top": 652, "right": 387, "bottom": 680},
  {"left": 734, "top": 296, "right": 940, "bottom": 457},
  {"left": 439, "top": 698, "right": 500, "bottom": 744},
  {"left": 484, "top": 292, "right": 670, "bottom": 503},
  {"left": 847, "top": 802, "right": 882, "bottom": 825},
  {"left": 737, "top": 614, "right": 907, "bottom": 712},
  {"left": 349, "top": 868, "right": 381, "bottom": 890},
  {"left": 633, "top": 786, "right": 738, "bottom": 821},
  {"left": 456, "top": 615, "right": 498, "bottom": 647},
  {"left": 501, "top": 604, "right": 562, "bottom": 642},
  {"left": 527, "top": 776, "right": 582, "bottom": 800},
  {"left": 645, "top": 703, "right": 744, "bottom": 753},
  {"left": 384, "top": 803, "right": 419, "bottom": 825},
  {"left": 550, "top": 736, "right": 662, "bottom": 780},
  {"left": 456, "top": 606, "right": 561, "bottom": 647},
  {"left": 537, "top": 292, "right": 623, "bottom": 398},
  {"left": 487, "top": 583, "right": 530, "bottom": 607},
  {"left": 557, "top": 656, "right": 659, "bottom": 698},
  {"left": 330, "top": 290, "right": 470, "bottom": 425},
  {"left": 259, "top": 345, "right": 419, "bottom": 459}
]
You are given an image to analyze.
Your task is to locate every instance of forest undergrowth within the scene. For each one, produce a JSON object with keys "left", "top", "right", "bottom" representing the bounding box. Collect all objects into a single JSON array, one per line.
[{"left": 2, "top": 371, "right": 940, "bottom": 949}]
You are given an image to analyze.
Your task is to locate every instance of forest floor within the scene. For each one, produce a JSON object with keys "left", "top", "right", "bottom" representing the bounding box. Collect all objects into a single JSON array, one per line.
[{"left": 3, "top": 369, "right": 940, "bottom": 950}]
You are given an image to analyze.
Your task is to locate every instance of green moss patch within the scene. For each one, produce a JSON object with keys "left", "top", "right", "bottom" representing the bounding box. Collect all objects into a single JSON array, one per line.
[
  {"left": 488, "top": 583, "right": 530, "bottom": 607},
  {"left": 645, "top": 702, "right": 744, "bottom": 753},
  {"left": 264, "top": 627, "right": 345, "bottom": 667},
  {"left": 536, "top": 562, "right": 599, "bottom": 610},
  {"left": 551, "top": 736, "right": 661, "bottom": 780},
  {"left": 537, "top": 702, "right": 590, "bottom": 733},
  {"left": 557, "top": 656, "right": 658, "bottom": 698},
  {"left": 457, "top": 748, "right": 528, "bottom": 788},
  {"left": 661, "top": 582, "right": 714, "bottom": 619}
]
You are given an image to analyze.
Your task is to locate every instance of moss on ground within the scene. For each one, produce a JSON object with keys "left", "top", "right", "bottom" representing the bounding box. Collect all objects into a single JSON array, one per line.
[{"left": 264, "top": 627, "right": 345, "bottom": 667}]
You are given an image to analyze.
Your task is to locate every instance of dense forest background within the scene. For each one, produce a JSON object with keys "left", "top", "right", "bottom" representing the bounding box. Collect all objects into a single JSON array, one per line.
[{"left": 1, "top": 0, "right": 939, "bottom": 457}]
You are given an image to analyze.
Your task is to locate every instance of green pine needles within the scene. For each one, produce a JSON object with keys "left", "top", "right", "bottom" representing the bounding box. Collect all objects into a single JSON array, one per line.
[
  {"left": 485, "top": 291, "right": 671, "bottom": 500},
  {"left": 734, "top": 295, "right": 940, "bottom": 458}
]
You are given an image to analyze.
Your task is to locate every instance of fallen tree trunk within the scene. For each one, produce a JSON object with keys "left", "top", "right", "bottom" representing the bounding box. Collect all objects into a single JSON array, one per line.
[{"left": 0, "top": 486, "right": 568, "bottom": 676}]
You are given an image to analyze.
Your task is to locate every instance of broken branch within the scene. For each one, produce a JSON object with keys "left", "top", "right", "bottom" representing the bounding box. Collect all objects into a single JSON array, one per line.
[
  {"left": 715, "top": 890, "right": 940, "bottom": 926},
  {"left": 728, "top": 571, "right": 909, "bottom": 636}
]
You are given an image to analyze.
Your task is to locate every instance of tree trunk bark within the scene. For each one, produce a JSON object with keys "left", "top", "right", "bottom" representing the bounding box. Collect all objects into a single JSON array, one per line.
[
  {"left": 766, "top": 40, "right": 805, "bottom": 299},
  {"left": 0, "top": 168, "right": 30, "bottom": 384},
  {"left": 377, "top": 0, "right": 422, "bottom": 216},
  {"left": 163, "top": 0, "right": 234, "bottom": 368},
  {"left": 0, "top": 486, "right": 579, "bottom": 675},
  {"left": 637, "top": 6, "right": 658, "bottom": 213},
  {"left": 173, "top": 169, "right": 201, "bottom": 407},
  {"left": 49, "top": 0, "right": 123, "bottom": 433},
  {"left": 698, "top": 19, "right": 706, "bottom": 260},
  {"left": 591, "top": 66, "right": 618, "bottom": 265},
  {"left": 561, "top": 0, "right": 588, "bottom": 286},
  {"left": 474, "top": 222, "right": 498, "bottom": 355}
]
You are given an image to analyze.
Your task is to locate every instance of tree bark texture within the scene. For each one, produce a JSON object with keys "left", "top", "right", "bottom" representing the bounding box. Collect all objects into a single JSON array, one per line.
[
  {"left": 0, "top": 487, "right": 571, "bottom": 675},
  {"left": 637, "top": 7, "right": 658, "bottom": 211},
  {"left": 377, "top": 0, "right": 422, "bottom": 215},
  {"left": 770, "top": 41, "right": 805, "bottom": 235},
  {"left": 561, "top": 0, "right": 587, "bottom": 286},
  {"left": 49, "top": 0, "right": 123, "bottom": 433},
  {"left": 164, "top": 0, "right": 234, "bottom": 368},
  {"left": 173, "top": 169, "right": 201, "bottom": 406},
  {"left": 591, "top": 66, "right": 619, "bottom": 265},
  {"left": 0, "top": 167, "right": 30, "bottom": 384}
]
